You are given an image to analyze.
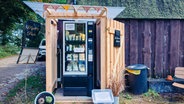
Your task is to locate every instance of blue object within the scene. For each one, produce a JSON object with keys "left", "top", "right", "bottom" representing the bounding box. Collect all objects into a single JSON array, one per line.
[
  {"left": 126, "top": 64, "right": 148, "bottom": 70},
  {"left": 126, "top": 64, "right": 148, "bottom": 94}
]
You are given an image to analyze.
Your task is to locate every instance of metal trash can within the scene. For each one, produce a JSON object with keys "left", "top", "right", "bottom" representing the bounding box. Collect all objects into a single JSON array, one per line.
[{"left": 126, "top": 64, "right": 148, "bottom": 94}]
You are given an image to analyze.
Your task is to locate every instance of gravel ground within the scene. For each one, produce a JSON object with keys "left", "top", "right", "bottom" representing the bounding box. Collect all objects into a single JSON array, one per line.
[{"left": 0, "top": 55, "right": 45, "bottom": 101}]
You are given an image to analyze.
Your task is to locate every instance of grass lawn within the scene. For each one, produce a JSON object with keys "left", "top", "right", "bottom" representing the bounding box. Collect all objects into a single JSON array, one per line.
[{"left": 0, "top": 45, "right": 19, "bottom": 59}]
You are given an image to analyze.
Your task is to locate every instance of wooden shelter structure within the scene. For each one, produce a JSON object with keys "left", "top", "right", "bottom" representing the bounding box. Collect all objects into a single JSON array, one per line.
[{"left": 43, "top": 3, "right": 125, "bottom": 98}]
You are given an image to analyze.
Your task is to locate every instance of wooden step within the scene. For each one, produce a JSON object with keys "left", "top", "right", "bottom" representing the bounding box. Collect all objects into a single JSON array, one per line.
[
  {"left": 172, "top": 82, "right": 184, "bottom": 89},
  {"left": 54, "top": 88, "right": 92, "bottom": 104}
]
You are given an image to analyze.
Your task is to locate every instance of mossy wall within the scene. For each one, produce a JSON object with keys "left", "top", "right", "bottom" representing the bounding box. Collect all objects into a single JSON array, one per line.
[{"left": 76, "top": 0, "right": 184, "bottom": 19}]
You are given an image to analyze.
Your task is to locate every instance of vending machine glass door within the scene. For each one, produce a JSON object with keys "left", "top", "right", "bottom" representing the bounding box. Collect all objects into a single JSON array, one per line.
[{"left": 63, "top": 21, "right": 87, "bottom": 75}]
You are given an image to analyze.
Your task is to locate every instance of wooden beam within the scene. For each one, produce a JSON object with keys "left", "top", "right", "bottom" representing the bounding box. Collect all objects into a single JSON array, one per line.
[
  {"left": 46, "top": 17, "right": 58, "bottom": 92},
  {"left": 44, "top": 4, "right": 110, "bottom": 93},
  {"left": 109, "top": 19, "right": 114, "bottom": 90},
  {"left": 46, "top": 17, "right": 52, "bottom": 92},
  {"left": 175, "top": 67, "right": 184, "bottom": 79},
  {"left": 52, "top": 19, "right": 58, "bottom": 89},
  {"left": 122, "top": 23, "right": 125, "bottom": 71},
  {"left": 173, "top": 82, "right": 184, "bottom": 89},
  {"left": 46, "top": 8, "right": 53, "bottom": 15},
  {"left": 106, "top": 19, "right": 110, "bottom": 87},
  {"left": 99, "top": 7, "right": 107, "bottom": 16},
  {"left": 73, "top": 6, "right": 78, "bottom": 16},
  {"left": 54, "top": 19, "right": 58, "bottom": 23},
  {"left": 100, "top": 17, "right": 107, "bottom": 89},
  {"left": 47, "top": 11, "right": 106, "bottom": 19},
  {"left": 96, "top": 19, "right": 101, "bottom": 25}
]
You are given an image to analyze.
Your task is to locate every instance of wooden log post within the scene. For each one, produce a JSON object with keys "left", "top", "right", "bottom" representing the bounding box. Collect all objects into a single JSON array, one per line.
[
  {"left": 100, "top": 17, "right": 107, "bottom": 89},
  {"left": 46, "top": 13, "right": 58, "bottom": 92}
]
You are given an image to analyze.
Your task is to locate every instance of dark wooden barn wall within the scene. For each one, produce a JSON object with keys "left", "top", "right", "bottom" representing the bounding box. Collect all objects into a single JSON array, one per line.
[{"left": 116, "top": 19, "right": 184, "bottom": 78}]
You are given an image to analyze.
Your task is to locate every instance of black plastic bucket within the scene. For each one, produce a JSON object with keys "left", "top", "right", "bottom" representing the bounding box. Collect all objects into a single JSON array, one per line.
[{"left": 126, "top": 64, "right": 148, "bottom": 94}]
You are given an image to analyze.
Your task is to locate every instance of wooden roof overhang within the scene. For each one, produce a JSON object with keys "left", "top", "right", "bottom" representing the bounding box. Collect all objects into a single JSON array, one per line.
[{"left": 43, "top": 4, "right": 108, "bottom": 19}]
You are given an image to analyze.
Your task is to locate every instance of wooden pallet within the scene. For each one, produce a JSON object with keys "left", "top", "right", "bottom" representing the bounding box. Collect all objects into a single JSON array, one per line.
[{"left": 172, "top": 67, "right": 184, "bottom": 89}]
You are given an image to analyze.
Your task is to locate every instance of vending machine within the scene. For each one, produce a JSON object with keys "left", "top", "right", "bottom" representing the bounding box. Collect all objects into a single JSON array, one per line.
[{"left": 62, "top": 20, "right": 95, "bottom": 96}]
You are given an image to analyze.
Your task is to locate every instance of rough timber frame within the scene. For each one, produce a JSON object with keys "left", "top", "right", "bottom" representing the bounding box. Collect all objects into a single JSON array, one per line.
[
  {"left": 44, "top": 4, "right": 108, "bottom": 92},
  {"left": 44, "top": 4, "right": 125, "bottom": 92}
]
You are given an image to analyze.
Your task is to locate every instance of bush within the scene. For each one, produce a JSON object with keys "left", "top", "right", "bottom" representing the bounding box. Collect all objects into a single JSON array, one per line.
[
  {"left": 0, "top": 45, "right": 19, "bottom": 58},
  {"left": 144, "top": 89, "right": 160, "bottom": 99},
  {"left": 4, "top": 69, "right": 45, "bottom": 104}
]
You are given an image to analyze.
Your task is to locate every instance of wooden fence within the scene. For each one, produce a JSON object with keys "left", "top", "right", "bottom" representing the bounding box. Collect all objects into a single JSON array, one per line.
[
  {"left": 96, "top": 19, "right": 125, "bottom": 89},
  {"left": 116, "top": 19, "right": 184, "bottom": 78},
  {"left": 106, "top": 19, "right": 125, "bottom": 88}
]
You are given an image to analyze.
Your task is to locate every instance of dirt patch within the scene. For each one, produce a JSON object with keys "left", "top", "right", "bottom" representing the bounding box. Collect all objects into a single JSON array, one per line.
[
  {"left": 2, "top": 66, "right": 46, "bottom": 104},
  {"left": 120, "top": 91, "right": 184, "bottom": 104},
  {"left": 0, "top": 55, "right": 18, "bottom": 67},
  {"left": 0, "top": 55, "right": 45, "bottom": 101}
]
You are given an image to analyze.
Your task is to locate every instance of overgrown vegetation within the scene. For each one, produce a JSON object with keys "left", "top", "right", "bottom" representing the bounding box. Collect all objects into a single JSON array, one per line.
[
  {"left": 75, "top": 0, "right": 184, "bottom": 19},
  {"left": 117, "top": 0, "right": 184, "bottom": 18},
  {"left": 3, "top": 72, "right": 45, "bottom": 104},
  {"left": 0, "top": 45, "right": 19, "bottom": 59},
  {"left": 27, "top": 0, "right": 68, "bottom": 4},
  {"left": 0, "top": 0, "right": 45, "bottom": 48},
  {"left": 120, "top": 91, "right": 163, "bottom": 104},
  {"left": 124, "top": 93, "right": 132, "bottom": 100},
  {"left": 144, "top": 89, "right": 160, "bottom": 99}
]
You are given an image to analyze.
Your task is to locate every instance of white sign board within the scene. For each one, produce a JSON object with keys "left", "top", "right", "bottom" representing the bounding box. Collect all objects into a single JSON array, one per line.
[
  {"left": 92, "top": 89, "right": 114, "bottom": 104},
  {"left": 74, "top": 47, "right": 84, "bottom": 53},
  {"left": 65, "top": 24, "right": 75, "bottom": 30}
]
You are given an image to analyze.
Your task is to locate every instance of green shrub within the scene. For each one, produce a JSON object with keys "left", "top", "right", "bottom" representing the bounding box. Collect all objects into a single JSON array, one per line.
[
  {"left": 4, "top": 74, "right": 45, "bottom": 103},
  {"left": 0, "top": 45, "right": 19, "bottom": 58},
  {"left": 144, "top": 89, "right": 160, "bottom": 98}
]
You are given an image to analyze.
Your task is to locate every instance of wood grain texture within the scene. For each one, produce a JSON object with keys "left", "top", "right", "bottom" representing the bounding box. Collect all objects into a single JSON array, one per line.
[
  {"left": 129, "top": 20, "right": 138, "bottom": 64},
  {"left": 143, "top": 20, "right": 152, "bottom": 77},
  {"left": 150, "top": 20, "right": 156, "bottom": 78},
  {"left": 162, "top": 20, "right": 170, "bottom": 77},
  {"left": 170, "top": 20, "right": 180, "bottom": 76},
  {"left": 175, "top": 67, "right": 184, "bottom": 79},
  {"left": 106, "top": 19, "right": 125, "bottom": 89},
  {"left": 100, "top": 17, "right": 106, "bottom": 89},
  {"left": 46, "top": 17, "right": 52, "bottom": 92},
  {"left": 138, "top": 20, "right": 144, "bottom": 64},
  {"left": 116, "top": 19, "right": 184, "bottom": 78},
  {"left": 180, "top": 20, "right": 184, "bottom": 67},
  {"left": 155, "top": 20, "right": 164, "bottom": 78},
  {"left": 124, "top": 20, "right": 130, "bottom": 66},
  {"left": 173, "top": 82, "right": 184, "bottom": 89}
]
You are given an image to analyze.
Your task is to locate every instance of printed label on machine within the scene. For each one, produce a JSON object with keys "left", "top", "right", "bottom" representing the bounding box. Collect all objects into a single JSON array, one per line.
[
  {"left": 88, "top": 54, "right": 93, "bottom": 61},
  {"left": 65, "top": 23, "right": 75, "bottom": 30},
  {"left": 88, "top": 38, "right": 93, "bottom": 42},
  {"left": 74, "top": 48, "right": 84, "bottom": 52}
]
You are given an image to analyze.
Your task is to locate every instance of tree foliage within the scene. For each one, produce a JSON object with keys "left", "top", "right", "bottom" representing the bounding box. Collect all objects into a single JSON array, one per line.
[
  {"left": 0, "top": 0, "right": 44, "bottom": 46},
  {"left": 0, "top": 0, "right": 37, "bottom": 34},
  {"left": 27, "top": 0, "right": 68, "bottom": 4},
  {"left": 74, "top": 0, "right": 184, "bottom": 19}
]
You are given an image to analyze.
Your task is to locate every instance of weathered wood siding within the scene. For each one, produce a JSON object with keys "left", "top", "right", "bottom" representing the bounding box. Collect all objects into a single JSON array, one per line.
[
  {"left": 105, "top": 19, "right": 125, "bottom": 89},
  {"left": 116, "top": 19, "right": 184, "bottom": 78}
]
